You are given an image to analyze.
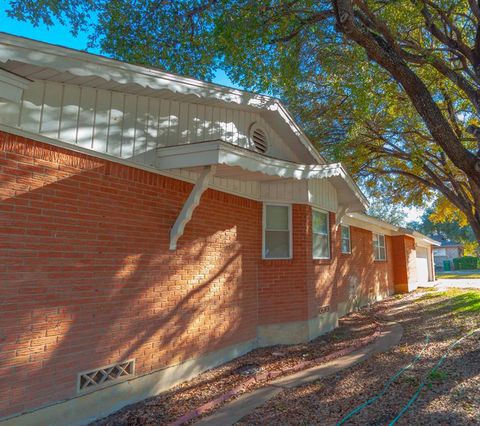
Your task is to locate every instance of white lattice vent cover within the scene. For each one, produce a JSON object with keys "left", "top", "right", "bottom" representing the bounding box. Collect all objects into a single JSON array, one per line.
[
  {"left": 319, "top": 305, "right": 330, "bottom": 314},
  {"left": 78, "top": 359, "right": 135, "bottom": 392}
]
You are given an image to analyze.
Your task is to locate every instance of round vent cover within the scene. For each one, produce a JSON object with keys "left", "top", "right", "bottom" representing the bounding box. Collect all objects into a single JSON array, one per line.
[{"left": 249, "top": 123, "right": 269, "bottom": 153}]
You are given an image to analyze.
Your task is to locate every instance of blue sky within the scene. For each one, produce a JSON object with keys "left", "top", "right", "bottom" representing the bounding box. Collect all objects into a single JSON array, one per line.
[{"left": 0, "top": 0, "right": 238, "bottom": 88}]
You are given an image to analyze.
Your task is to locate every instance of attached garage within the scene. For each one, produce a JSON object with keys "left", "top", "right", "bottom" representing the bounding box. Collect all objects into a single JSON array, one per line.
[{"left": 415, "top": 246, "right": 430, "bottom": 284}]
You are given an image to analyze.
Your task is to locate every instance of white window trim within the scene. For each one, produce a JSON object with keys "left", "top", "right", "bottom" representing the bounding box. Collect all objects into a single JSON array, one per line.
[
  {"left": 262, "top": 203, "right": 293, "bottom": 260},
  {"left": 373, "top": 233, "right": 387, "bottom": 261},
  {"left": 312, "top": 208, "right": 330, "bottom": 260},
  {"left": 341, "top": 224, "right": 351, "bottom": 254}
]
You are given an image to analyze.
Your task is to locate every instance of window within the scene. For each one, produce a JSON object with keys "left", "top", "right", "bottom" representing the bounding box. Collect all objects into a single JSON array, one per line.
[
  {"left": 263, "top": 204, "right": 291, "bottom": 259},
  {"left": 312, "top": 209, "right": 330, "bottom": 259},
  {"left": 341, "top": 225, "right": 351, "bottom": 254},
  {"left": 373, "top": 233, "right": 386, "bottom": 260}
]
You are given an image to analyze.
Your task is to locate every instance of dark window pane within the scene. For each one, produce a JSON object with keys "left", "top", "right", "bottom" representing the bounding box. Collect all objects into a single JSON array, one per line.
[{"left": 265, "top": 230, "right": 290, "bottom": 258}]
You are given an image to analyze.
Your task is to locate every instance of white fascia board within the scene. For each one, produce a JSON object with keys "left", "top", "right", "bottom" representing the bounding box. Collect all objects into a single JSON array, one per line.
[
  {"left": 0, "top": 33, "right": 254, "bottom": 104},
  {"left": 0, "top": 68, "right": 30, "bottom": 102}
]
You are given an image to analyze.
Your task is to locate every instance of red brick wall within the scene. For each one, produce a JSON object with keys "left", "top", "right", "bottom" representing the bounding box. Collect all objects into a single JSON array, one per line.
[
  {"left": 307, "top": 212, "right": 395, "bottom": 317},
  {"left": 259, "top": 207, "right": 395, "bottom": 325},
  {"left": 391, "top": 235, "right": 416, "bottom": 293},
  {"left": 258, "top": 204, "right": 310, "bottom": 325},
  {"left": 0, "top": 131, "right": 395, "bottom": 419},
  {"left": 0, "top": 132, "right": 260, "bottom": 417}
]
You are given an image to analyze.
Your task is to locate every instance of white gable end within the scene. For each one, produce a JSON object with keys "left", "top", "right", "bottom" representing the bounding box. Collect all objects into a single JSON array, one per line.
[{"left": 0, "top": 80, "right": 304, "bottom": 166}]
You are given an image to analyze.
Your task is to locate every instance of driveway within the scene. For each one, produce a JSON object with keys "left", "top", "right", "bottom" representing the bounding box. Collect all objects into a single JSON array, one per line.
[{"left": 435, "top": 278, "right": 480, "bottom": 289}]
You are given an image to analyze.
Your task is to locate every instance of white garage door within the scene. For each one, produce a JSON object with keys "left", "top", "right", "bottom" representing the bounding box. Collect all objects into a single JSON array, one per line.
[{"left": 416, "top": 246, "right": 429, "bottom": 283}]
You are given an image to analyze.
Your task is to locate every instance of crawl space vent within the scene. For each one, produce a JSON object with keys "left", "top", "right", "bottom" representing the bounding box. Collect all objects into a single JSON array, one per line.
[
  {"left": 249, "top": 124, "right": 269, "bottom": 153},
  {"left": 78, "top": 359, "right": 135, "bottom": 392},
  {"left": 319, "top": 305, "right": 330, "bottom": 314}
]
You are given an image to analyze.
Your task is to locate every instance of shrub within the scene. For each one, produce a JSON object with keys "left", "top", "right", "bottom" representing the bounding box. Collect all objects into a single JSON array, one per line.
[{"left": 453, "top": 256, "right": 480, "bottom": 270}]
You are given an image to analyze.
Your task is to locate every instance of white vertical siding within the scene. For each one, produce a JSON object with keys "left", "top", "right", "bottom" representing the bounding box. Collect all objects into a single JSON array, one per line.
[
  {"left": 93, "top": 89, "right": 110, "bottom": 153},
  {"left": 0, "top": 80, "right": 302, "bottom": 164},
  {"left": 257, "top": 179, "right": 339, "bottom": 210},
  {"left": 260, "top": 180, "right": 308, "bottom": 204},
  {"left": 76, "top": 87, "right": 96, "bottom": 149},
  {"left": 59, "top": 84, "right": 81, "bottom": 142},
  {"left": 308, "top": 179, "right": 338, "bottom": 212}
]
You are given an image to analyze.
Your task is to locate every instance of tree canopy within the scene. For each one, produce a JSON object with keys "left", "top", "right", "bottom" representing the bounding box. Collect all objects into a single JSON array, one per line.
[
  {"left": 408, "top": 203, "right": 479, "bottom": 255},
  {"left": 6, "top": 0, "right": 480, "bottom": 240}
]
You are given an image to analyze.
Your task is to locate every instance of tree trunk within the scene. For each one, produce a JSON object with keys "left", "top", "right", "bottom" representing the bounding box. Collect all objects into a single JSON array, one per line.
[
  {"left": 467, "top": 206, "right": 480, "bottom": 245},
  {"left": 332, "top": 0, "right": 480, "bottom": 189}
]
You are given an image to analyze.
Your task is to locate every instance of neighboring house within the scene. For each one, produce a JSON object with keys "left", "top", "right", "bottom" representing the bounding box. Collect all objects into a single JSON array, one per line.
[
  {"left": 0, "top": 34, "right": 439, "bottom": 426},
  {"left": 432, "top": 238, "right": 464, "bottom": 270}
]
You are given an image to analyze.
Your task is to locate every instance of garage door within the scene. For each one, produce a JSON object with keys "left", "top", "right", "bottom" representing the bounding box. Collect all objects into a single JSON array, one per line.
[{"left": 416, "top": 246, "right": 429, "bottom": 283}]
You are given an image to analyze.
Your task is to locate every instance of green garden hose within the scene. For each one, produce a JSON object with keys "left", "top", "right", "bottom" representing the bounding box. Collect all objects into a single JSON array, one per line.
[
  {"left": 336, "top": 334, "right": 430, "bottom": 426},
  {"left": 388, "top": 327, "right": 480, "bottom": 425}
]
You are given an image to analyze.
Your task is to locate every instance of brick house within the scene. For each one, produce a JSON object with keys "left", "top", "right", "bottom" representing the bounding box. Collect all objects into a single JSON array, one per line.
[
  {"left": 432, "top": 239, "right": 464, "bottom": 270},
  {"left": 0, "top": 34, "right": 439, "bottom": 425}
]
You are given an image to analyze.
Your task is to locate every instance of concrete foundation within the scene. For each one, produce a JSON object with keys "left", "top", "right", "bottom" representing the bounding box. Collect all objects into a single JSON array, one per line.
[
  {"left": 257, "top": 312, "right": 338, "bottom": 347},
  {"left": 0, "top": 340, "right": 256, "bottom": 426}
]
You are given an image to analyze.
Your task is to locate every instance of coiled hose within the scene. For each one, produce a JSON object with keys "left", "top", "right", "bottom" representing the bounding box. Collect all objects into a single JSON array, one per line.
[{"left": 336, "top": 334, "right": 430, "bottom": 426}]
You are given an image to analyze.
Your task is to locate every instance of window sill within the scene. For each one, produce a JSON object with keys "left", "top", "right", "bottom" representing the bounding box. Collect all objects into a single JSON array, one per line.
[
  {"left": 262, "top": 257, "right": 293, "bottom": 261},
  {"left": 374, "top": 259, "right": 388, "bottom": 262},
  {"left": 313, "top": 258, "right": 332, "bottom": 265}
]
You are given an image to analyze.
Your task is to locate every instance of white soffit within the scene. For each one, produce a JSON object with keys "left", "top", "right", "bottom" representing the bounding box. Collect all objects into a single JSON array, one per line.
[
  {"left": 157, "top": 140, "right": 368, "bottom": 211},
  {"left": 0, "top": 32, "right": 325, "bottom": 165},
  {"left": 345, "top": 213, "right": 441, "bottom": 245},
  {"left": 0, "top": 67, "right": 30, "bottom": 102},
  {"left": 402, "top": 230, "right": 441, "bottom": 247}
]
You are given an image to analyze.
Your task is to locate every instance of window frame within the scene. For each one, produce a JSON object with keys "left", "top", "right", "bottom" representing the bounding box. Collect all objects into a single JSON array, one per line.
[
  {"left": 262, "top": 203, "right": 292, "bottom": 260},
  {"left": 373, "top": 233, "right": 387, "bottom": 261},
  {"left": 341, "top": 224, "right": 351, "bottom": 254},
  {"left": 312, "top": 208, "right": 330, "bottom": 260}
]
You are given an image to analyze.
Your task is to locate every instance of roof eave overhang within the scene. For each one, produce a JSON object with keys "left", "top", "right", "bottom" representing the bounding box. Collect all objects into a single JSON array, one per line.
[
  {"left": 398, "top": 228, "right": 441, "bottom": 246},
  {"left": 0, "top": 32, "right": 326, "bottom": 165},
  {"left": 156, "top": 140, "right": 368, "bottom": 211},
  {"left": 345, "top": 213, "right": 441, "bottom": 245}
]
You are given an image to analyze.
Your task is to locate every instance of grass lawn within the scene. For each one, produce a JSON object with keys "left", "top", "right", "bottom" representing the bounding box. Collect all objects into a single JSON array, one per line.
[{"left": 436, "top": 269, "right": 480, "bottom": 279}]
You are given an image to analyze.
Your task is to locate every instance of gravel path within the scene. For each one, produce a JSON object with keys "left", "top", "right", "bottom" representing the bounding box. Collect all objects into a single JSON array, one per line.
[
  {"left": 91, "top": 312, "right": 379, "bottom": 426},
  {"left": 238, "top": 289, "right": 480, "bottom": 426}
]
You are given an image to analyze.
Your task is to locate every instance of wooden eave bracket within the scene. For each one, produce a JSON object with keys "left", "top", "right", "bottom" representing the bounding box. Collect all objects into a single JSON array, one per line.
[
  {"left": 169, "top": 165, "right": 216, "bottom": 250},
  {"left": 336, "top": 205, "right": 348, "bottom": 227}
]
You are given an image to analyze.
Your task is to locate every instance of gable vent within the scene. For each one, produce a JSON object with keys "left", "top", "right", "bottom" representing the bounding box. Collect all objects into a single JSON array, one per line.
[
  {"left": 249, "top": 123, "right": 269, "bottom": 154},
  {"left": 78, "top": 359, "right": 135, "bottom": 392}
]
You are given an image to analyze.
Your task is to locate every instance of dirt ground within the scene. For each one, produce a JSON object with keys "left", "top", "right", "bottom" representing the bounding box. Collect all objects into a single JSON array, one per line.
[
  {"left": 92, "top": 312, "right": 379, "bottom": 425},
  {"left": 92, "top": 288, "right": 480, "bottom": 426},
  {"left": 239, "top": 288, "right": 480, "bottom": 426}
]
